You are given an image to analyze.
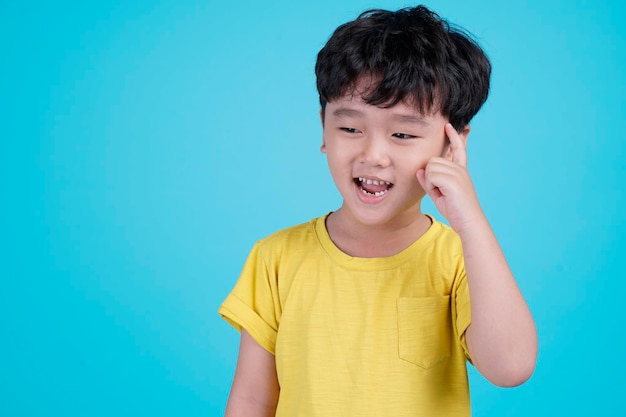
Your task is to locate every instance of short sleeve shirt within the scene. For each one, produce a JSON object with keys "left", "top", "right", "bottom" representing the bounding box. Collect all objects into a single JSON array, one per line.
[{"left": 219, "top": 215, "right": 472, "bottom": 417}]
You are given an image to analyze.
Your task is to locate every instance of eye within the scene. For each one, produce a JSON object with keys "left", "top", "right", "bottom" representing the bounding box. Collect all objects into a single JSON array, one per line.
[
  {"left": 392, "top": 132, "right": 417, "bottom": 139},
  {"left": 340, "top": 127, "right": 361, "bottom": 134}
]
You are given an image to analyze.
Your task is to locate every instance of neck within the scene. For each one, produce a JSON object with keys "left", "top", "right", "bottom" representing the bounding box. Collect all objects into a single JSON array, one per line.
[{"left": 325, "top": 208, "right": 432, "bottom": 258}]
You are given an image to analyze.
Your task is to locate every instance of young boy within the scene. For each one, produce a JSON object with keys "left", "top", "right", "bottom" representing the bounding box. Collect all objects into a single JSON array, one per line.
[{"left": 219, "top": 5, "right": 537, "bottom": 416}]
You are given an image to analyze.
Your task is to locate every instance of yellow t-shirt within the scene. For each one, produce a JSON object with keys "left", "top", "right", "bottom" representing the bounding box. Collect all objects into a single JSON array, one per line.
[{"left": 219, "top": 215, "right": 472, "bottom": 417}]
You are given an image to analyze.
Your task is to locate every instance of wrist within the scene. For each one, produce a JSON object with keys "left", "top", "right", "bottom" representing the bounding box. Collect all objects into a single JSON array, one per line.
[{"left": 453, "top": 209, "right": 489, "bottom": 240}]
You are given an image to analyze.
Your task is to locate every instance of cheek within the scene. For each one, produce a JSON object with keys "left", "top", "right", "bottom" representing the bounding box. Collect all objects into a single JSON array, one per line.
[
  {"left": 398, "top": 142, "right": 447, "bottom": 168},
  {"left": 325, "top": 142, "right": 358, "bottom": 165},
  {"left": 325, "top": 151, "right": 350, "bottom": 181},
  {"left": 396, "top": 152, "right": 430, "bottom": 173}
]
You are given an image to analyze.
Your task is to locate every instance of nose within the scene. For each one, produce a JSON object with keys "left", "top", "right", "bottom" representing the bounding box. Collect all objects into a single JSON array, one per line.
[{"left": 359, "top": 135, "right": 391, "bottom": 167}]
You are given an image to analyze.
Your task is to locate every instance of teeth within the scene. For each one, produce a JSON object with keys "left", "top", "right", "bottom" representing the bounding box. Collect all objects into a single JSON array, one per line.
[
  {"left": 358, "top": 177, "right": 391, "bottom": 185},
  {"left": 360, "top": 188, "right": 389, "bottom": 197}
]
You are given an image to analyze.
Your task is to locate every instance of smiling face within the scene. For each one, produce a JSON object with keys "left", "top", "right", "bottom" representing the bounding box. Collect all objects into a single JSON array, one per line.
[{"left": 321, "top": 93, "right": 459, "bottom": 231}]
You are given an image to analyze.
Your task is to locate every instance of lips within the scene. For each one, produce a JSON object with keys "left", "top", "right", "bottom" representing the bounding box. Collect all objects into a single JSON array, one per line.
[{"left": 354, "top": 177, "right": 394, "bottom": 197}]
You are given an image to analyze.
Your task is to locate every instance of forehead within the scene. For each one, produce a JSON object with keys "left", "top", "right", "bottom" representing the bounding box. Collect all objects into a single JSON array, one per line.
[{"left": 332, "top": 74, "right": 443, "bottom": 115}]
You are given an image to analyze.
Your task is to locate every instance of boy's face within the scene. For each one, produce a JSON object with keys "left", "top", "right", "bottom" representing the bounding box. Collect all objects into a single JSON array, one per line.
[{"left": 321, "top": 92, "right": 467, "bottom": 228}]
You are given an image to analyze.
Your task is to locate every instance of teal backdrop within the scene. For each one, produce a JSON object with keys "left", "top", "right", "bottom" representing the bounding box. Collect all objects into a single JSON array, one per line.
[{"left": 2, "top": 0, "right": 625, "bottom": 415}]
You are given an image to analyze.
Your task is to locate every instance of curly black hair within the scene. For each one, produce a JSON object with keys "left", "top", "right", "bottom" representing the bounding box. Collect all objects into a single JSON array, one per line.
[{"left": 315, "top": 6, "right": 491, "bottom": 131}]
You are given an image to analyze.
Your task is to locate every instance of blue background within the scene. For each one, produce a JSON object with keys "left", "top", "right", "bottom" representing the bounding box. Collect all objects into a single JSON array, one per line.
[{"left": 1, "top": 0, "right": 625, "bottom": 415}]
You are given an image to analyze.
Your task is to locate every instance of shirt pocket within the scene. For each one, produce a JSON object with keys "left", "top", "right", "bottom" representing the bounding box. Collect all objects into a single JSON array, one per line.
[{"left": 397, "top": 296, "right": 451, "bottom": 369}]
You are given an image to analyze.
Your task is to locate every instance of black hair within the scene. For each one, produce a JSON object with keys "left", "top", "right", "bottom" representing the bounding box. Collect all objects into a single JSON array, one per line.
[{"left": 315, "top": 5, "right": 491, "bottom": 131}]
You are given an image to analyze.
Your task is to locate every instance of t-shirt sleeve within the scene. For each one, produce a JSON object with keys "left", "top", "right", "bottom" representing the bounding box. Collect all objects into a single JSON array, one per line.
[
  {"left": 452, "top": 257, "right": 472, "bottom": 362},
  {"left": 218, "top": 242, "right": 280, "bottom": 355}
]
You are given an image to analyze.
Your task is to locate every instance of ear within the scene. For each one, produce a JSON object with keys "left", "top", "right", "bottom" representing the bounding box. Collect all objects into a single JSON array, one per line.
[
  {"left": 459, "top": 124, "right": 470, "bottom": 146},
  {"left": 459, "top": 125, "right": 472, "bottom": 141},
  {"left": 320, "top": 109, "right": 327, "bottom": 153}
]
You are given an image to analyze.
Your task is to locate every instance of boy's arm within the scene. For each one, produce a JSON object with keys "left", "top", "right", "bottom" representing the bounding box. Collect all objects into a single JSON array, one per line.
[
  {"left": 225, "top": 328, "right": 279, "bottom": 417},
  {"left": 417, "top": 123, "right": 538, "bottom": 387},
  {"left": 458, "top": 212, "right": 537, "bottom": 387}
]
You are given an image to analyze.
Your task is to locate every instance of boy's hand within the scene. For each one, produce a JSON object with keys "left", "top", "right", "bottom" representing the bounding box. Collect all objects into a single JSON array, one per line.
[{"left": 416, "top": 123, "right": 484, "bottom": 235}]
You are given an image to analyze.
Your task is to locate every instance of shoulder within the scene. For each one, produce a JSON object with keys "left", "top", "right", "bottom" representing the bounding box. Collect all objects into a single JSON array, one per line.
[
  {"left": 244, "top": 216, "right": 327, "bottom": 289},
  {"left": 255, "top": 216, "right": 325, "bottom": 255},
  {"left": 426, "top": 217, "right": 464, "bottom": 262},
  {"left": 431, "top": 219, "right": 462, "bottom": 245}
]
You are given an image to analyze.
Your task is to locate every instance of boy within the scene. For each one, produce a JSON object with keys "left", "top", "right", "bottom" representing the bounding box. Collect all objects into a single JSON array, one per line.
[{"left": 219, "top": 5, "right": 537, "bottom": 416}]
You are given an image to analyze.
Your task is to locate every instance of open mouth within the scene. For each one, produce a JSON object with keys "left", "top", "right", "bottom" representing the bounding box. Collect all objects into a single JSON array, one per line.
[{"left": 354, "top": 177, "right": 394, "bottom": 197}]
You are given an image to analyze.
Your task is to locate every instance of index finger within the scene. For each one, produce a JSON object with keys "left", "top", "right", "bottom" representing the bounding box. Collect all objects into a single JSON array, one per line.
[{"left": 445, "top": 123, "right": 467, "bottom": 167}]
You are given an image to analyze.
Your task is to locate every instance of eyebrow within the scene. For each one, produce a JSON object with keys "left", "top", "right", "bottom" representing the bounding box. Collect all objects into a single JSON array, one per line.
[
  {"left": 331, "top": 108, "right": 364, "bottom": 118},
  {"left": 331, "top": 107, "right": 430, "bottom": 126},
  {"left": 391, "top": 114, "right": 430, "bottom": 126}
]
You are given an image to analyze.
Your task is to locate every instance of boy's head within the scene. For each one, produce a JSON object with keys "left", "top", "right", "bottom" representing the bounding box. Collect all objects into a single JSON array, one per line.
[{"left": 315, "top": 5, "right": 491, "bottom": 131}]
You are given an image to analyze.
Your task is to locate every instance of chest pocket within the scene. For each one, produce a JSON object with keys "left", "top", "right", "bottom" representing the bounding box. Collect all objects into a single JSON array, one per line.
[{"left": 397, "top": 296, "right": 452, "bottom": 369}]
